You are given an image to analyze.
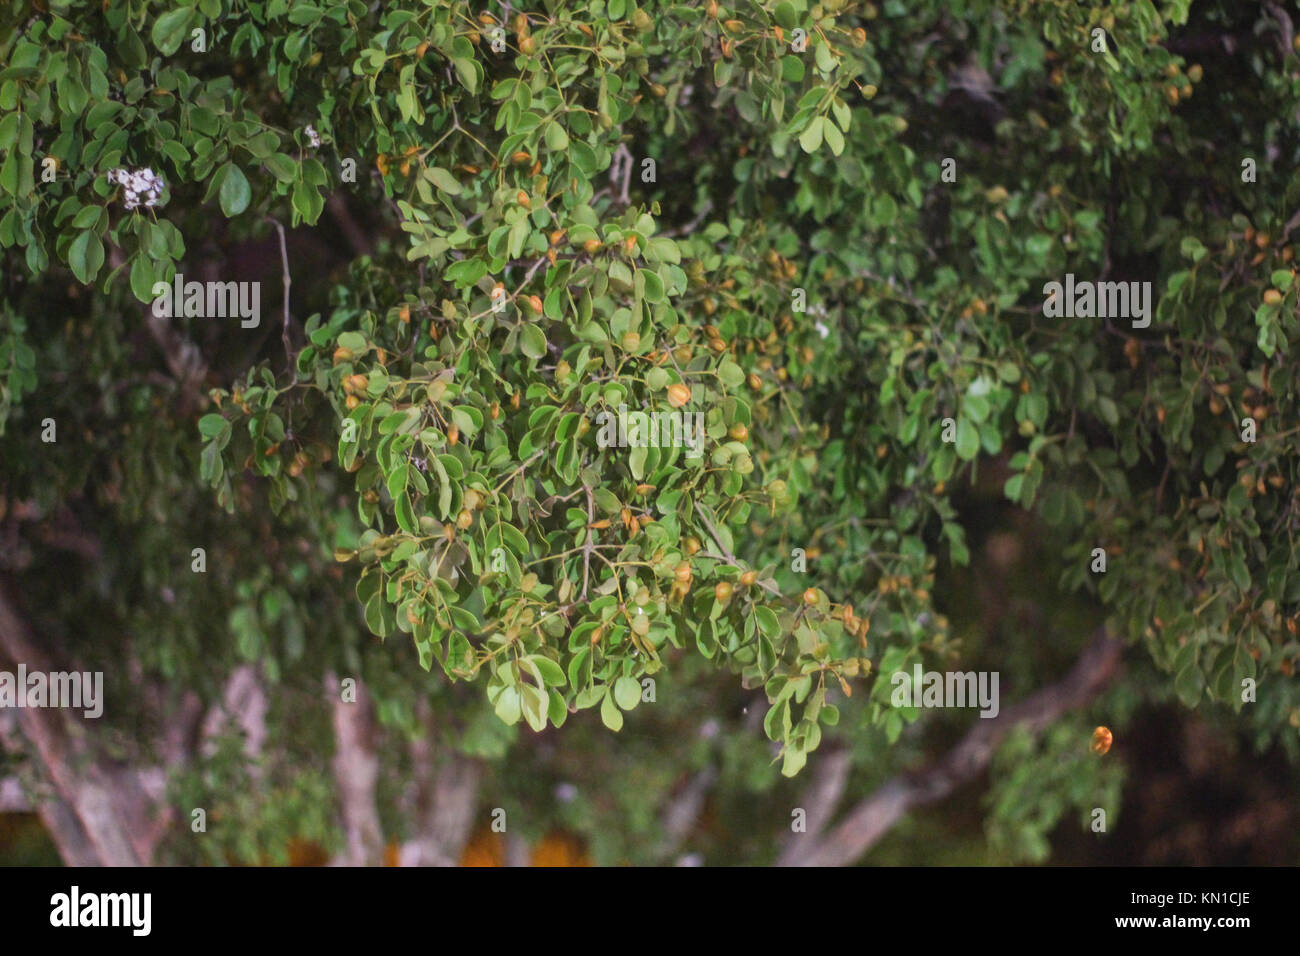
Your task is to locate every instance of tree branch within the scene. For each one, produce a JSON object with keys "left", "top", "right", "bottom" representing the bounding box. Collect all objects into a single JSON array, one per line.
[
  {"left": 658, "top": 764, "right": 717, "bottom": 862},
  {"left": 398, "top": 700, "right": 481, "bottom": 866},
  {"left": 0, "top": 582, "right": 160, "bottom": 864},
  {"left": 0, "top": 726, "right": 101, "bottom": 866},
  {"left": 327, "top": 673, "right": 384, "bottom": 866},
  {"left": 777, "top": 746, "right": 853, "bottom": 865},
  {"left": 265, "top": 217, "right": 295, "bottom": 376},
  {"left": 782, "top": 628, "right": 1124, "bottom": 866}
]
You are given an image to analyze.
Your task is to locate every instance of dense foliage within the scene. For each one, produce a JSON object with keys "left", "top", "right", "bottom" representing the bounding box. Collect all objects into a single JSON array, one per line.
[{"left": 2, "top": 0, "right": 1299, "bottom": 864}]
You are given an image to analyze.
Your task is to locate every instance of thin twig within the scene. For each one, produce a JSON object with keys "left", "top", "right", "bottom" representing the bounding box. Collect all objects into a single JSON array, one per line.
[
  {"left": 581, "top": 484, "right": 596, "bottom": 600},
  {"left": 265, "top": 217, "right": 294, "bottom": 376},
  {"left": 695, "top": 509, "right": 781, "bottom": 596},
  {"left": 612, "top": 144, "right": 633, "bottom": 205}
]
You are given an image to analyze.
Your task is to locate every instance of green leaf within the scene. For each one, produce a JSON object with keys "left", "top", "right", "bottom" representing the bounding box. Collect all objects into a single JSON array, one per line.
[
  {"left": 955, "top": 417, "right": 980, "bottom": 461},
  {"left": 198, "top": 414, "right": 228, "bottom": 439},
  {"left": 1173, "top": 641, "right": 1203, "bottom": 708},
  {"left": 218, "top": 163, "right": 251, "bottom": 216},
  {"left": 426, "top": 166, "right": 462, "bottom": 195},
  {"left": 520, "top": 683, "right": 548, "bottom": 731},
  {"left": 264, "top": 153, "right": 297, "bottom": 183},
  {"left": 799, "top": 116, "right": 824, "bottom": 153},
  {"left": 453, "top": 57, "right": 479, "bottom": 94},
  {"left": 613, "top": 675, "right": 641, "bottom": 710},
  {"left": 815, "top": 39, "right": 836, "bottom": 73},
  {"left": 545, "top": 122, "right": 569, "bottom": 151},
  {"left": 531, "top": 657, "right": 567, "bottom": 687},
  {"left": 822, "top": 120, "right": 844, "bottom": 156},
  {"left": 718, "top": 360, "right": 745, "bottom": 388},
  {"left": 1004, "top": 473, "right": 1024, "bottom": 501},
  {"left": 600, "top": 690, "right": 624, "bottom": 731},
  {"left": 129, "top": 254, "right": 157, "bottom": 303},
  {"left": 394, "top": 492, "right": 417, "bottom": 533},
  {"left": 781, "top": 746, "right": 807, "bottom": 777},
  {"left": 519, "top": 324, "right": 547, "bottom": 359},
  {"left": 151, "top": 7, "right": 194, "bottom": 56},
  {"left": 67, "top": 230, "right": 104, "bottom": 285},
  {"left": 493, "top": 686, "right": 522, "bottom": 725}
]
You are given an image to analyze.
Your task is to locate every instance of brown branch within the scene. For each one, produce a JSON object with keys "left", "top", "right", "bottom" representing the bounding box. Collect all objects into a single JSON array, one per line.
[
  {"left": 777, "top": 746, "right": 853, "bottom": 865},
  {"left": 265, "top": 217, "right": 295, "bottom": 376},
  {"left": 0, "top": 582, "right": 160, "bottom": 864},
  {"left": 398, "top": 700, "right": 481, "bottom": 866},
  {"left": 327, "top": 672, "right": 384, "bottom": 866},
  {"left": 107, "top": 245, "right": 209, "bottom": 407},
  {"left": 1264, "top": 2, "right": 1294, "bottom": 60},
  {"left": 581, "top": 483, "right": 596, "bottom": 600},
  {"left": 0, "top": 725, "right": 100, "bottom": 866},
  {"left": 783, "top": 628, "right": 1124, "bottom": 867},
  {"left": 611, "top": 144, "right": 633, "bottom": 205},
  {"left": 659, "top": 764, "right": 718, "bottom": 861},
  {"left": 199, "top": 664, "right": 267, "bottom": 772}
]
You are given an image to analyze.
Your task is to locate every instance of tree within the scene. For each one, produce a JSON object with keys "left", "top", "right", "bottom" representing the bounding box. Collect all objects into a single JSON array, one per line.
[{"left": 1, "top": 0, "right": 1299, "bottom": 866}]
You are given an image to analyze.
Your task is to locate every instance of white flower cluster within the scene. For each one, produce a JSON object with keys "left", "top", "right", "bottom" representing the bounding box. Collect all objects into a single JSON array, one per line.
[
  {"left": 304, "top": 124, "right": 321, "bottom": 148},
  {"left": 107, "top": 167, "right": 165, "bottom": 210}
]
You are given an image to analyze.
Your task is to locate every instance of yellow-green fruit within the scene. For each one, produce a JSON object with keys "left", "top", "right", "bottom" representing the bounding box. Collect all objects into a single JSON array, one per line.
[{"left": 714, "top": 581, "right": 733, "bottom": 603}]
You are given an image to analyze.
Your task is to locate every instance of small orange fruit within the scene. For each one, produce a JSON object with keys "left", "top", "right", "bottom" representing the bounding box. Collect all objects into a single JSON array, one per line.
[{"left": 1091, "top": 726, "right": 1113, "bottom": 755}]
